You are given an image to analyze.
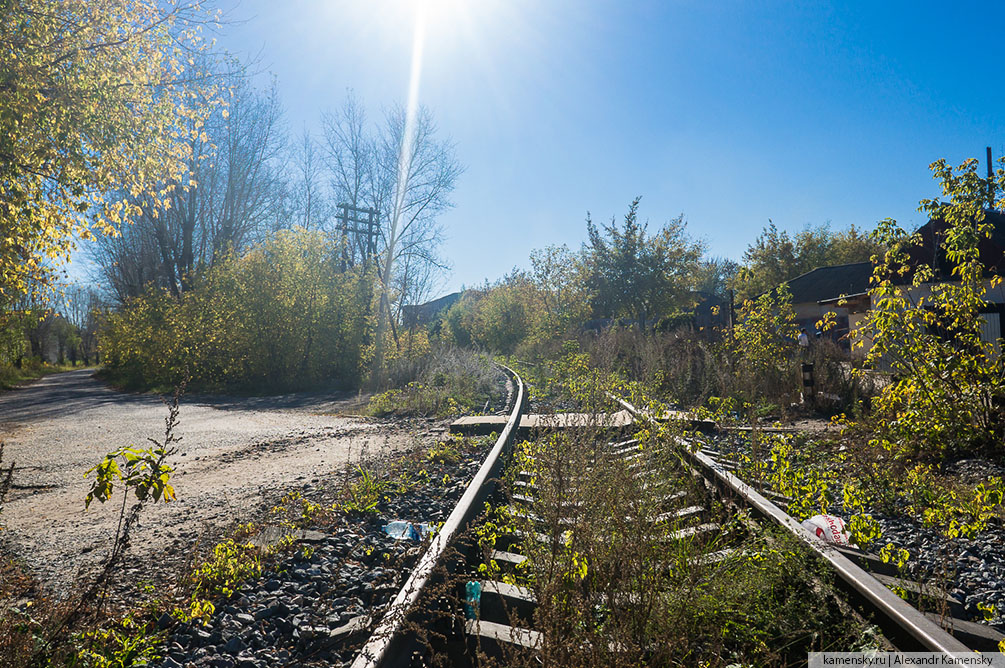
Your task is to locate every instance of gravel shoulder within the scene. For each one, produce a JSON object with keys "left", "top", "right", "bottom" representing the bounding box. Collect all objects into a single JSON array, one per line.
[{"left": 0, "top": 369, "right": 423, "bottom": 593}]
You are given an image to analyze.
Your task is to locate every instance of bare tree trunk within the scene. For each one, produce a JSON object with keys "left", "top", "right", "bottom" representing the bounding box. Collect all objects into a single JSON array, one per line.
[
  {"left": 372, "top": 249, "right": 396, "bottom": 388},
  {"left": 180, "top": 185, "right": 196, "bottom": 291},
  {"left": 153, "top": 217, "right": 181, "bottom": 298}
]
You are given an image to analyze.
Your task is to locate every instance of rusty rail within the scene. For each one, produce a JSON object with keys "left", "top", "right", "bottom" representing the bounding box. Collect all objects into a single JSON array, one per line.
[
  {"left": 611, "top": 395, "right": 973, "bottom": 654},
  {"left": 350, "top": 364, "right": 526, "bottom": 668}
]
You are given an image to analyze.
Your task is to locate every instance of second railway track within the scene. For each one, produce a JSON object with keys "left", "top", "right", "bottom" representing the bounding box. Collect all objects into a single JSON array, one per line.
[{"left": 349, "top": 366, "right": 1003, "bottom": 667}]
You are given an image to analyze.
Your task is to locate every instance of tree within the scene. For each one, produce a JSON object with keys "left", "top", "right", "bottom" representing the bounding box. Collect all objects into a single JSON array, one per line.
[
  {"left": 583, "top": 198, "right": 704, "bottom": 329},
  {"left": 207, "top": 78, "right": 286, "bottom": 263},
  {"left": 321, "top": 92, "right": 372, "bottom": 221},
  {"left": 443, "top": 292, "right": 480, "bottom": 349},
  {"left": 289, "top": 127, "right": 331, "bottom": 232},
  {"left": 694, "top": 256, "right": 740, "bottom": 299},
  {"left": 0, "top": 309, "right": 29, "bottom": 367},
  {"left": 466, "top": 274, "right": 532, "bottom": 355},
  {"left": 100, "top": 229, "right": 372, "bottom": 391},
  {"left": 371, "top": 105, "right": 460, "bottom": 382},
  {"left": 850, "top": 158, "right": 1005, "bottom": 459},
  {"left": 734, "top": 222, "right": 799, "bottom": 300},
  {"left": 725, "top": 284, "right": 799, "bottom": 406},
  {"left": 320, "top": 92, "right": 380, "bottom": 269},
  {"left": 1, "top": 0, "right": 219, "bottom": 301},
  {"left": 528, "top": 244, "right": 590, "bottom": 342},
  {"left": 733, "top": 221, "right": 882, "bottom": 299},
  {"left": 89, "top": 76, "right": 286, "bottom": 302},
  {"left": 57, "top": 284, "right": 104, "bottom": 364},
  {"left": 321, "top": 95, "right": 461, "bottom": 384}
]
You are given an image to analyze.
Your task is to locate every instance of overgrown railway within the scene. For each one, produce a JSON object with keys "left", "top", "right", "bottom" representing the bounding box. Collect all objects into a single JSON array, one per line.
[{"left": 348, "top": 365, "right": 1002, "bottom": 666}]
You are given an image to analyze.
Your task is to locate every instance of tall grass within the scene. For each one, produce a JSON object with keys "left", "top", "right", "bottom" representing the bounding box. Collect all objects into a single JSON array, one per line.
[
  {"left": 369, "top": 346, "right": 501, "bottom": 417},
  {"left": 464, "top": 369, "right": 876, "bottom": 666}
]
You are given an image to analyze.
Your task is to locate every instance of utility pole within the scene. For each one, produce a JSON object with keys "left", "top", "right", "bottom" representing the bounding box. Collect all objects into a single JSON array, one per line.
[
  {"left": 335, "top": 203, "right": 379, "bottom": 271},
  {"left": 988, "top": 146, "right": 995, "bottom": 211}
]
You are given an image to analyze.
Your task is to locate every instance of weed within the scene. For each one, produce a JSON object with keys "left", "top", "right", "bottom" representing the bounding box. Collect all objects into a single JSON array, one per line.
[
  {"left": 427, "top": 438, "right": 461, "bottom": 465},
  {"left": 369, "top": 347, "right": 500, "bottom": 417},
  {"left": 81, "top": 386, "right": 182, "bottom": 617},
  {"left": 271, "top": 490, "right": 327, "bottom": 528},
  {"left": 341, "top": 467, "right": 386, "bottom": 514},
  {"left": 474, "top": 503, "right": 521, "bottom": 585},
  {"left": 0, "top": 388, "right": 186, "bottom": 668},
  {"left": 427, "top": 433, "right": 488, "bottom": 466},
  {"left": 917, "top": 476, "right": 1005, "bottom": 539},
  {"left": 468, "top": 367, "right": 878, "bottom": 667},
  {"left": 330, "top": 466, "right": 413, "bottom": 516},
  {"left": 496, "top": 422, "right": 870, "bottom": 666},
  {"left": 879, "top": 543, "right": 911, "bottom": 569},
  {"left": 174, "top": 539, "right": 262, "bottom": 626},
  {"left": 74, "top": 614, "right": 164, "bottom": 668}
]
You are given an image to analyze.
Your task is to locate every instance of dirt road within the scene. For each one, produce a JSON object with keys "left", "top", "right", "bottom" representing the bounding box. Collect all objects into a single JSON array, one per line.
[{"left": 0, "top": 369, "right": 418, "bottom": 593}]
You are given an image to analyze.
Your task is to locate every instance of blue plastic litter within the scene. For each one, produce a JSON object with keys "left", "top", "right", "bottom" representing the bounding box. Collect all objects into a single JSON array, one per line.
[
  {"left": 381, "top": 520, "right": 433, "bottom": 542},
  {"left": 464, "top": 580, "right": 482, "bottom": 619}
]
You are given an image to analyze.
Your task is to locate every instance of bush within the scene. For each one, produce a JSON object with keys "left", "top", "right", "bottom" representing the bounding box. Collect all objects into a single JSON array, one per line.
[
  {"left": 849, "top": 158, "right": 1005, "bottom": 460},
  {"left": 723, "top": 284, "right": 799, "bottom": 408},
  {"left": 439, "top": 250, "right": 590, "bottom": 357},
  {"left": 804, "top": 337, "right": 877, "bottom": 414},
  {"left": 584, "top": 327, "right": 719, "bottom": 408},
  {"left": 100, "top": 229, "right": 373, "bottom": 392},
  {"left": 441, "top": 280, "right": 530, "bottom": 355},
  {"left": 576, "top": 289, "right": 802, "bottom": 414}
]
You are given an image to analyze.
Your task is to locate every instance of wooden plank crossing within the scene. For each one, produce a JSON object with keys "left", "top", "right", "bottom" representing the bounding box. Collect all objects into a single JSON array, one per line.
[{"left": 451, "top": 410, "right": 715, "bottom": 435}]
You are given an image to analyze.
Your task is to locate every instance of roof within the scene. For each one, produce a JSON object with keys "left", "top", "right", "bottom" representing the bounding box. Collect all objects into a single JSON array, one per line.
[
  {"left": 777, "top": 210, "right": 1005, "bottom": 304},
  {"left": 401, "top": 291, "right": 464, "bottom": 327},
  {"left": 783, "top": 261, "right": 874, "bottom": 304},
  {"left": 907, "top": 209, "right": 1005, "bottom": 279}
]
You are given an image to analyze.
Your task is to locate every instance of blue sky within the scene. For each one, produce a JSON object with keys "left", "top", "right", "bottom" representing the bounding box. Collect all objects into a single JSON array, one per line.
[{"left": 211, "top": 0, "right": 1005, "bottom": 296}]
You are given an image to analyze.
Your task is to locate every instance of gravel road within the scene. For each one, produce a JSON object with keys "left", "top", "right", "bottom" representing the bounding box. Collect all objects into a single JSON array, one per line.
[{"left": 0, "top": 369, "right": 417, "bottom": 594}]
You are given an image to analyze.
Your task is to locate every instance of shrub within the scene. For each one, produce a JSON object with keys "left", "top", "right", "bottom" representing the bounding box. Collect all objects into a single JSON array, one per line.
[
  {"left": 100, "top": 229, "right": 373, "bottom": 392},
  {"left": 722, "top": 284, "right": 799, "bottom": 409},
  {"left": 849, "top": 158, "right": 1005, "bottom": 460},
  {"left": 488, "top": 373, "right": 873, "bottom": 667},
  {"left": 584, "top": 327, "right": 719, "bottom": 408}
]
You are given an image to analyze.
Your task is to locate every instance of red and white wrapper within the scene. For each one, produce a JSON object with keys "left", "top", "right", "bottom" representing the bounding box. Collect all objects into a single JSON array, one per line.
[{"left": 800, "top": 514, "right": 850, "bottom": 544}]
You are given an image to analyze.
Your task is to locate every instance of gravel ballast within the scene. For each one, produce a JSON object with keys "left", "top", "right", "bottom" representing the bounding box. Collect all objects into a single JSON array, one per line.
[{"left": 158, "top": 437, "right": 491, "bottom": 668}]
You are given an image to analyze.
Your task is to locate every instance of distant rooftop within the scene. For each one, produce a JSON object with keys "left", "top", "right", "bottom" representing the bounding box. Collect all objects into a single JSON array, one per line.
[
  {"left": 784, "top": 261, "right": 873, "bottom": 304},
  {"left": 401, "top": 291, "right": 464, "bottom": 327}
]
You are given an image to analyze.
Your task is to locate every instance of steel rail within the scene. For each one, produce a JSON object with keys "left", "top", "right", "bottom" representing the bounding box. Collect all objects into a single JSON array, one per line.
[
  {"left": 612, "top": 395, "right": 973, "bottom": 654},
  {"left": 350, "top": 364, "right": 526, "bottom": 668}
]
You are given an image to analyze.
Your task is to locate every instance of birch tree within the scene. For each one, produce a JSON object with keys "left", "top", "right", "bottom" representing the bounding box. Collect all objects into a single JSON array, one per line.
[{"left": 320, "top": 96, "right": 461, "bottom": 383}]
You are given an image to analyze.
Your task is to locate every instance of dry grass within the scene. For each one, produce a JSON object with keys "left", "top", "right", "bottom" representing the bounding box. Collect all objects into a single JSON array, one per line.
[
  {"left": 457, "top": 376, "right": 877, "bottom": 666},
  {"left": 370, "top": 347, "right": 501, "bottom": 417}
]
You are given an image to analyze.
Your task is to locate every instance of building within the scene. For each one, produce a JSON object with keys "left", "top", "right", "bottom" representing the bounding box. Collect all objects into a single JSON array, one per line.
[
  {"left": 791, "top": 210, "right": 1005, "bottom": 357},
  {"left": 401, "top": 291, "right": 464, "bottom": 328},
  {"left": 784, "top": 261, "right": 874, "bottom": 345}
]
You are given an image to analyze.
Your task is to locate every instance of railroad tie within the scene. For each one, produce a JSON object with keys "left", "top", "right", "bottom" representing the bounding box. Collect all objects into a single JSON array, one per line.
[
  {"left": 490, "top": 549, "right": 528, "bottom": 566},
  {"left": 465, "top": 619, "right": 542, "bottom": 649}
]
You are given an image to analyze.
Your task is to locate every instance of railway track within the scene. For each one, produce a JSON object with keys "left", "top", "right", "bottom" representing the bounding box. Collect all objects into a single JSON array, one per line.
[
  {"left": 349, "top": 367, "right": 1001, "bottom": 666},
  {"left": 349, "top": 364, "right": 527, "bottom": 667}
]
